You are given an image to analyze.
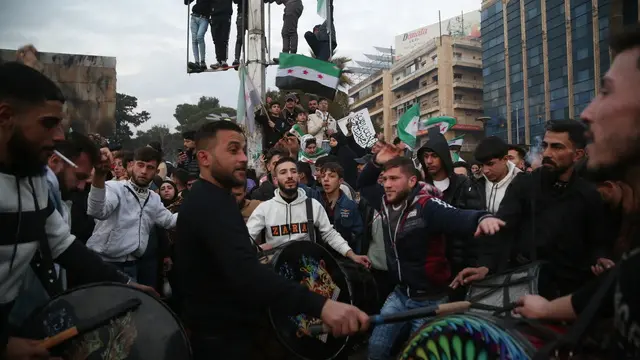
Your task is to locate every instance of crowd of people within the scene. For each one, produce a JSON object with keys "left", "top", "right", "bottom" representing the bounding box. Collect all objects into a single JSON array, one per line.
[{"left": 2, "top": 25, "right": 640, "bottom": 360}]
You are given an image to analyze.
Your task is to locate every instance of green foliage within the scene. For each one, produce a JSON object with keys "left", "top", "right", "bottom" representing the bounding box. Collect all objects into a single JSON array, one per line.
[
  {"left": 112, "top": 93, "right": 150, "bottom": 144},
  {"left": 173, "top": 96, "right": 236, "bottom": 133},
  {"left": 129, "top": 125, "right": 184, "bottom": 163}
]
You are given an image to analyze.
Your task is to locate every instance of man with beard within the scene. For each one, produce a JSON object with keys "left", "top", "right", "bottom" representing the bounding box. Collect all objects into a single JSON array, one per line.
[
  {"left": 246, "top": 157, "right": 370, "bottom": 267},
  {"left": 0, "top": 62, "right": 151, "bottom": 360},
  {"left": 175, "top": 121, "right": 370, "bottom": 359},
  {"left": 231, "top": 182, "right": 261, "bottom": 222},
  {"left": 453, "top": 120, "right": 612, "bottom": 299},
  {"left": 249, "top": 147, "right": 288, "bottom": 201},
  {"left": 356, "top": 148, "right": 505, "bottom": 360},
  {"left": 514, "top": 27, "right": 640, "bottom": 359},
  {"left": 308, "top": 97, "right": 318, "bottom": 114},
  {"left": 86, "top": 146, "right": 178, "bottom": 280}
]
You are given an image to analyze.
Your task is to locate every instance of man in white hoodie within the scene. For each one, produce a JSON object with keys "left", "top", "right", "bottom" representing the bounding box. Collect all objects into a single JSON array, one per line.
[
  {"left": 472, "top": 136, "right": 523, "bottom": 214},
  {"left": 246, "top": 157, "right": 371, "bottom": 267},
  {"left": 87, "top": 146, "right": 178, "bottom": 280}
]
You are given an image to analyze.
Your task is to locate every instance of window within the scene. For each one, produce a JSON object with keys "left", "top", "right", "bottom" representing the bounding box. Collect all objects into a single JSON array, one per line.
[
  {"left": 454, "top": 73, "right": 463, "bottom": 79},
  {"left": 576, "top": 69, "right": 590, "bottom": 82},
  {"left": 576, "top": 48, "right": 589, "bottom": 60},
  {"left": 454, "top": 94, "right": 464, "bottom": 101}
]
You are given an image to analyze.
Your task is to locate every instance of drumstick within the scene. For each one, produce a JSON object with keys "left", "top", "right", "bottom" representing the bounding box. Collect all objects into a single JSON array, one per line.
[
  {"left": 307, "top": 301, "right": 519, "bottom": 336},
  {"left": 40, "top": 298, "right": 142, "bottom": 349}
]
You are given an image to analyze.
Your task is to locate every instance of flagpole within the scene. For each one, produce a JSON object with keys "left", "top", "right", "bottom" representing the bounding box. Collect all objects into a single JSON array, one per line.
[{"left": 327, "top": 0, "right": 333, "bottom": 60}]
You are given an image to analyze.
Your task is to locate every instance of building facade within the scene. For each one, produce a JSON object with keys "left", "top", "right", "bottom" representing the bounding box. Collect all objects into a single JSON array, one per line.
[
  {"left": 349, "top": 35, "right": 486, "bottom": 152},
  {"left": 0, "top": 49, "right": 117, "bottom": 134},
  {"left": 389, "top": 35, "right": 485, "bottom": 152},
  {"left": 481, "top": 0, "right": 638, "bottom": 145}
]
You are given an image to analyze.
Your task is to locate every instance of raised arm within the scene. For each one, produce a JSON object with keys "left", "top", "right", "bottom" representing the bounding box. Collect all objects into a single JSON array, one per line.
[{"left": 87, "top": 181, "right": 121, "bottom": 220}]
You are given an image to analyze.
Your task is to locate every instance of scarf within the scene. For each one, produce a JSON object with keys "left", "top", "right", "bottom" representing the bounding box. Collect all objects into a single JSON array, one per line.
[{"left": 128, "top": 179, "right": 150, "bottom": 202}]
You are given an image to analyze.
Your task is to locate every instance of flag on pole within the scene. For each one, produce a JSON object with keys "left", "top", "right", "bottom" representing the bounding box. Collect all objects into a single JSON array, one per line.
[
  {"left": 421, "top": 116, "right": 457, "bottom": 134},
  {"left": 317, "top": 0, "right": 328, "bottom": 19},
  {"left": 237, "top": 65, "right": 261, "bottom": 133},
  {"left": 289, "top": 124, "right": 306, "bottom": 139},
  {"left": 275, "top": 53, "right": 341, "bottom": 100},
  {"left": 447, "top": 135, "right": 465, "bottom": 147},
  {"left": 396, "top": 103, "right": 421, "bottom": 149}
]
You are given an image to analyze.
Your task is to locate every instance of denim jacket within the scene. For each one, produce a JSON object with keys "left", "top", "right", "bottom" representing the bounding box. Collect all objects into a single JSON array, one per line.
[{"left": 316, "top": 190, "right": 364, "bottom": 254}]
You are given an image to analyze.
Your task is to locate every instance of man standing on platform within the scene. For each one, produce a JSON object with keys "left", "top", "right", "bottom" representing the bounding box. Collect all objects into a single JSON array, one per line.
[
  {"left": 209, "top": 0, "right": 233, "bottom": 70},
  {"left": 175, "top": 121, "right": 369, "bottom": 359}
]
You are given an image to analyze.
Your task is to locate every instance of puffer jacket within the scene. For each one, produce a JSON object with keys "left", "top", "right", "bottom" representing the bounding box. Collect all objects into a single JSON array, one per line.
[
  {"left": 357, "top": 163, "right": 490, "bottom": 298},
  {"left": 416, "top": 129, "right": 484, "bottom": 274}
]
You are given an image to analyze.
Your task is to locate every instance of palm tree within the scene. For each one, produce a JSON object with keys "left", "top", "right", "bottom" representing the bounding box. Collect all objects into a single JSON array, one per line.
[{"left": 309, "top": 49, "right": 353, "bottom": 88}]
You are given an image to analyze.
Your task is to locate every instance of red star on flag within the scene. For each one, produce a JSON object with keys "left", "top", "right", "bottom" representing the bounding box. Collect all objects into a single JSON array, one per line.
[
  {"left": 287, "top": 69, "right": 294, "bottom": 74},
  {"left": 303, "top": 70, "right": 309, "bottom": 75},
  {"left": 317, "top": 74, "right": 324, "bottom": 79}
]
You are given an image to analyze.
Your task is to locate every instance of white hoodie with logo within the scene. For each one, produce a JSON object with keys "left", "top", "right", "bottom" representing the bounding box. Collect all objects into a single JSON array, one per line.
[
  {"left": 484, "top": 161, "right": 522, "bottom": 214},
  {"left": 246, "top": 188, "right": 352, "bottom": 256}
]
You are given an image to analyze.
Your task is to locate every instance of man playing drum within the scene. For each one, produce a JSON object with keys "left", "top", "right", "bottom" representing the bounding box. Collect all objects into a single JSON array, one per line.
[
  {"left": 175, "top": 121, "right": 370, "bottom": 359},
  {"left": 0, "top": 62, "right": 153, "bottom": 360}
]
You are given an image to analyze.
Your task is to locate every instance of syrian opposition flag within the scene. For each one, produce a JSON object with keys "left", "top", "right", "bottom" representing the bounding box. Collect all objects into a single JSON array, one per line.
[
  {"left": 237, "top": 65, "right": 261, "bottom": 133},
  {"left": 317, "top": 0, "right": 328, "bottom": 19},
  {"left": 275, "top": 53, "right": 341, "bottom": 100},
  {"left": 289, "top": 124, "right": 306, "bottom": 139},
  {"left": 298, "top": 149, "right": 328, "bottom": 164},
  {"left": 420, "top": 116, "right": 457, "bottom": 134},
  {"left": 396, "top": 103, "right": 420, "bottom": 149},
  {"left": 448, "top": 135, "right": 465, "bottom": 147}
]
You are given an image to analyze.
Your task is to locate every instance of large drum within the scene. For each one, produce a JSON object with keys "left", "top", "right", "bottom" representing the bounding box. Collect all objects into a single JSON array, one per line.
[
  {"left": 466, "top": 262, "right": 541, "bottom": 315},
  {"left": 258, "top": 240, "right": 377, "bottom": 360},
  {"left": 21, "top": 282, "right": 191, "bottom": 360},
  {"left": 399, "top": 313, "right": 567, "bottom": 360}
]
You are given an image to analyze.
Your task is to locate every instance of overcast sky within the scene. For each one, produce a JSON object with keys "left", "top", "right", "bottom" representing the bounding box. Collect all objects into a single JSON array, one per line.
[{"left": 1, "top": 0, "right": 481, "bottom": 132}]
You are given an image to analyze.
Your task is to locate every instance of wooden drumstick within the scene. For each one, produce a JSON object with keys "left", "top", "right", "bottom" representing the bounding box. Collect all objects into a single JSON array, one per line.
[
  {"left": 308, "top": 301, "right": 474, "bottom": 336},
  {"left": 40, "top": 298, "right": 142, "bottom": 349}
]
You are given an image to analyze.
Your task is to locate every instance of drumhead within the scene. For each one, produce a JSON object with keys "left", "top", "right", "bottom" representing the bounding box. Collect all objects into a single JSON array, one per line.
[
  {"left": 21, "top": 282, "right": 191, "bottom": 360},
  {"left": 400, "top": 313, "right": 535, "bottom": 360},
  {"left": 267, "top": 241, "right": 352, "bottom": 360}
]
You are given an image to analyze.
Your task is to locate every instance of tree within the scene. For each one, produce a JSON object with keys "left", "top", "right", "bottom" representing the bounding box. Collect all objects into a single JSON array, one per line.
[
  {"left": 113, "top": 93, "right": 151, "bottom": 145},
  {"left": 173, "top": 96, "right": 236, "bottom": 133},
  {"left": 131, "top": 125, "right": 184, "bottom": 162}
]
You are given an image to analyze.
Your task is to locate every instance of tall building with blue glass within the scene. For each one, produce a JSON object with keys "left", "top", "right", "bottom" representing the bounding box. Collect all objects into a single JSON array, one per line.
[{"left": 481, "top": 0, "right": 638, "bottom": 145}]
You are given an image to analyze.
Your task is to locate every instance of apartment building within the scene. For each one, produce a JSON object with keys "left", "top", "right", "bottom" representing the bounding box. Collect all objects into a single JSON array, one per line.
[
  {"left": 481, "top": 0, "right": 638, "bottom": 145},
  {"left": 348, "top": 71, "right": 393, "bottom": 140},
  {"left": 389, "top": 35, "right": 485, "bottom": 152}
]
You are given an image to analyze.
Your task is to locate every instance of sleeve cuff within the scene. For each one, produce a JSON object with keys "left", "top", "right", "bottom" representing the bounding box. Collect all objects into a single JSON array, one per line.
[
  {"left": 90, "top": 185, "right": 107, "bottom": 197},
  {"left": 478, "top": 213, "right": 494, "bottom": 224}
]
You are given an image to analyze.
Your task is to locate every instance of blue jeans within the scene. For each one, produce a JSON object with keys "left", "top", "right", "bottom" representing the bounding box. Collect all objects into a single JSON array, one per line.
[
  {"left": 191, "top": 15, "right": 209, "bottom": 63},
  {"left": 367, "top": 287, "right": 447, "bottom": 360}
]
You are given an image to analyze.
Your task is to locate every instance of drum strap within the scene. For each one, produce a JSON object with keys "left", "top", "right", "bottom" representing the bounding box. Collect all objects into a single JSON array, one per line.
[
  {"left": 533, "top": 265, "right": 619, "bottom": 359},
  {"left": 305, "top": 197, "right": 316, "bottom": 243}
]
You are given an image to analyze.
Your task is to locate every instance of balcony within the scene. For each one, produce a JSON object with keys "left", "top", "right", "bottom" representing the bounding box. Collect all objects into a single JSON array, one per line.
[
  {"left": 452, "top": 38, "right": 483, "bottom": 51},
  {"left": 391, "top": 82, "right": 439, "bottom": 108},
  {"left": 452, "top": 58, "right": 482, "bottom": 70},
  {"left": 391, "top": 63, "right": 438, "bottom": 91},
  {"left": 420, "top": 103, "right": 440, "bottom": 115},
  {"left": 453, "top": 100, "right": 483, "bottom": 110},
  {"left": 369, "top": 103, "right": 384, "bottom": 116},
  {"left": 452, "top": 79, "right": 483, "bottom": 90},
  {"left": 351, "top": 89, "right": 384, "bottom": 110}
]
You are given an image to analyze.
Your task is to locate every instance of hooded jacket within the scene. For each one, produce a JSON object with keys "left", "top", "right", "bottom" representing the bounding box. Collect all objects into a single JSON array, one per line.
[
  {"left": 246, "top": 188, "right": 352, "bottom": 256},
  {"left": 328, "top": 131, "right": 358, "bottom": 189},
  {"left": 416, "top": 130, "right": 484, "bottom": 274},
  {"left": 357, "top": 163, "right": 491, "bottom": 298},
  {"left": 477, "top": 160, "right": 522, "bottom": 213},
  {"left": 307, "top": 110, "right": 336, "bottom": 143}
]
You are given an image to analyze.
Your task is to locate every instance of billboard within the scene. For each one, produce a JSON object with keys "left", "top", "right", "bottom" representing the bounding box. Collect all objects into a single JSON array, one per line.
[
  {"left": 0, "top": 48, "right": 117, "bottom": 135},
  {"left": 394, "top": 10, "right": 481, "bottom": 59}
]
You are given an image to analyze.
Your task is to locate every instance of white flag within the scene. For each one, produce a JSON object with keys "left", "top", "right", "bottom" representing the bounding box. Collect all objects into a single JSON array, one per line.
[{"left": 237, "top": 65, "right": 261, "bottom": 134}]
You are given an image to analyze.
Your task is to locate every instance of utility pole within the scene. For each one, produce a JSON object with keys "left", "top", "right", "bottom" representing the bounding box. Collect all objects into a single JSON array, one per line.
[
  {"left": 247, "top": 0, "right": 266, "bottom": 98},
  {"left": 246, "top": 0, "right": 266, "bottom": 171}
]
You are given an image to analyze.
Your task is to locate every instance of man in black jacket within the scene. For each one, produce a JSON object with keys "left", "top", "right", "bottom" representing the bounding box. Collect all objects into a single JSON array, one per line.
[
  {"left": 304, "top": 0, "right": 336, "bottom": 61},
  {"left": 176, "top": 120, "right": 369, "bottom": 359},
  {"left": 256, "top": 102, "right": 287, "bottom": 151},
  {"left": 416, "top": 128, "right": 484, "bottom": 286},
  {"left": 209, "top": 0, "right": 233, "bottom": 70},
  {"left": 357, "top": 148, "right": 504, "bottom": 360},
  {"left": 231, "top": 0, "right": 248, "bottom": 68},
  {"left": 453, "top": 120, "right": 613, "bottom": 299}
]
